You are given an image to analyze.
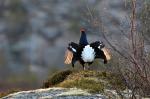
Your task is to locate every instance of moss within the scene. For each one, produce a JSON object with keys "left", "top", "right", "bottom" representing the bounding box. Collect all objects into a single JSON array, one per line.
[
  {"left": 66, "top": 70, "right": 98, "bottom": 81},
  {"left": 43, "top": 70, "right": 73, "bottom": 88},
  {"left": 97, "top": 71, "right": 126, "bottom": 91},
  {"left": 43, "top": 70, "right": 126, "bottom": 93},
  {"left": 58, "top": 78, "right": 104, "bottom": 93}
]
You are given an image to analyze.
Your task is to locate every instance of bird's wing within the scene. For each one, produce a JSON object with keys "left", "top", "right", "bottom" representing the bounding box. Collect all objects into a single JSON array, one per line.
[
  {"left": 90, "top": 41, "right": 111, "bottom": 63},
  {"left": 101, "top": 47, "right": 111, "bottom": 61},
  {"left": 64, "top": 42, "right": 79, "bottom": 64},
  {"left": 64, "top": 49, "right": 73, "bottom": 64}
]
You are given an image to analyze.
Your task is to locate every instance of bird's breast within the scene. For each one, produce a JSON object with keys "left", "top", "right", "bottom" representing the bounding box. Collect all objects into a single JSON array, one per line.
[{"left": 81, "top": 45, "right": 95, "bottom": 62}]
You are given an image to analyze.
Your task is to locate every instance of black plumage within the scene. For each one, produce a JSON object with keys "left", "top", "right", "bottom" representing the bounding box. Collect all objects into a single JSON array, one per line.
[{"left": 64, "top": 28, "right": 111, "bottom": 70}]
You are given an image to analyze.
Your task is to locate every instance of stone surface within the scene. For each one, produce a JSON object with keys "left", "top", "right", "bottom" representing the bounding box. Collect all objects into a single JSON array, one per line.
[
  {"left": 2, "top": 87, "right": 145, "bottom": 99},
  {"left": 2, "top": 88, "right": 107, "bottom": 99}
]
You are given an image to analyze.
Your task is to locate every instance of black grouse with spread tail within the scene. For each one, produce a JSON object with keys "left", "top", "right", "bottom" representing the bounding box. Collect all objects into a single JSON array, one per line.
[{"left": 65, "top": 28, "right": 111, "bottom": 70}]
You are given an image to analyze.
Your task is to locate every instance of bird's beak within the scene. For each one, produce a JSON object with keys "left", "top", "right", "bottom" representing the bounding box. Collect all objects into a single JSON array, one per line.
[{"left": 101, "top": 47, "right": 111, "bottom": 61}]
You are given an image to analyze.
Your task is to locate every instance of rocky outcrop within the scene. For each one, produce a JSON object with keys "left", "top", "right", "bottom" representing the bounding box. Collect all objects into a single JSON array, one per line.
[
  {"left": 2, "top": 88, "right": 107, "bottom": 99},
  {"left": 2, "top": 87, "right": 144, "bottom": 99},
  {"left": 2, "top": 69, "right": 148, "bottom": 99}
]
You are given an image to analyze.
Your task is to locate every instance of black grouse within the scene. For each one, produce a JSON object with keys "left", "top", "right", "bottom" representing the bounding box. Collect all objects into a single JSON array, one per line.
[{"left": 65, "top": 28, "right": 111, "bottom": 70}]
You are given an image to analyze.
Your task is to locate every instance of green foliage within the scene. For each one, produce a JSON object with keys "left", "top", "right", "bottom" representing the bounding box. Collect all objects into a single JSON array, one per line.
[{"left": 43, "top": 70, "right": 73, "bottom": 88}]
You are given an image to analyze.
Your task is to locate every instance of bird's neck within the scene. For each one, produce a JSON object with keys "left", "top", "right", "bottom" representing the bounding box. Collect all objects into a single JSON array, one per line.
[{"left": 79, "top": 31, "right": 88, "bottom": 45}]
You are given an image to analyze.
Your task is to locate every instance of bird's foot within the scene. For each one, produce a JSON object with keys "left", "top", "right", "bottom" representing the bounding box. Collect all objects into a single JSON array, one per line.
[
  {"left": 104, "top": 60, "right": 107, "bottom": 64},
  {"left": 83, "top": 67, "right": 86, "bottom": 70},
  {"left": 87, "top": 66, "right": 90, "bottom": 70},
  {"left": 83, "top": 66, "right": 90, "bottom": 70}
]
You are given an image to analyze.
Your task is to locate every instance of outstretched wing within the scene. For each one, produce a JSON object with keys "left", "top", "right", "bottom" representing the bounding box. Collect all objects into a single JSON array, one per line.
[
  {"left": 64, "top": 49, "right": 73, "bottom": 64},
  {"left": 101, "top": 47, "right": 111, "bottom": 61},
  {"left": 64, "top": 42, "right": 79, "bottom": 65},
  {"left": 90, "top": 41, "right": 111, "bottom": 64}
]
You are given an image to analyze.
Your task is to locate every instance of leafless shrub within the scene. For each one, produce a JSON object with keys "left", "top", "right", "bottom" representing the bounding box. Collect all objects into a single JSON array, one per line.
[{"left": 84, "top": 0, "right": 150, "bottom": 98}]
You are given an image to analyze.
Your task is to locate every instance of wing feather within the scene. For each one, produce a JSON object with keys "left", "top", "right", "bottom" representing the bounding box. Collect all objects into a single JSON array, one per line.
[
  {"left": 64, "top": 49, "right": 73, "bottom": 64},
  {"left": 90, "top": 41, "right": 111, "bottom": 63},
  {"left": 101, "top": 47, "right": 111, "bottom": 60}
]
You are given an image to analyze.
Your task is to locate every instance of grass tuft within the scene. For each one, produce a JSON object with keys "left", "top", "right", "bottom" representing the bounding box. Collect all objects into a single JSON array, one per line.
[
  {"left": 0, "top": 89, "right": 20, "bottom": 98},
  {"left": 43, "top": 70, "right": 73, "bottom": 88},
  {"left": 58, "top": 78, "right": 104, "bottom": 93}
]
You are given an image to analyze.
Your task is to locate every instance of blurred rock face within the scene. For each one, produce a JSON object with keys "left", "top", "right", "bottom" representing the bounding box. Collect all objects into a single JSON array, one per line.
[{"left": 0, "top": 0, "right": 143, "bottom": 88}]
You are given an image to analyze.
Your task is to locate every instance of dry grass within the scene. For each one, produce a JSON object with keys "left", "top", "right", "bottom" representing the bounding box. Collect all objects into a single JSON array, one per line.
[
  {"left": 43, "top": 70, "right": 126, "bottom": 93},
  {"left": 0, "top": 89, "right": 20, "bottom": 98},
  {"left": 43, "top": 70, "right": 73, "bottom": 88}
]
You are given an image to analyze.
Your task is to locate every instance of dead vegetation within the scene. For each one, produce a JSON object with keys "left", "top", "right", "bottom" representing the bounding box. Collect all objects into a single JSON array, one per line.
[{"left": 43, "top": 70, "right": 126, "bottom": 94}]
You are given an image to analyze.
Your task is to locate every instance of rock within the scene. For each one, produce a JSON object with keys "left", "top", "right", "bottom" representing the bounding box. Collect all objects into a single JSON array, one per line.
[
  {"left": 2, "top": 87, "right": 145, "bottom": 99},
  {"left": 2, "top": 87, "right": 107, "bottom": 99}
]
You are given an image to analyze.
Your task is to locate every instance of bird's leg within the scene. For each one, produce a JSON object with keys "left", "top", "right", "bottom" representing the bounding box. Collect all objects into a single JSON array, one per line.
[
  {"left": 103, "top": 55, "right": 107, "bottom": 64},
  {"left": 87, "top": 62, "right": 92, "bottom": 70},
  {"left": 72, "top": 63, "right": 74, "bottom": 68},
  {"left": 82, "top": 64, "right": 85, "bottom": 70},
  {"left": 104, "top": 58, "right": 107, "bottom": 64},
  {"left": 83, "top": 64, "right": 90, "bottom": 70},
  {"left": 83, "top": 66, "right": 86, "bottom": 70},
  {"left": 87, "top": 63, "right": 90, "bottom": 70}
]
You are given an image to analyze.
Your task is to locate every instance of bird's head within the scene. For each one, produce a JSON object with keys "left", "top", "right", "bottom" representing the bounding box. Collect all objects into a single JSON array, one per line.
[{"left": 80, "top": 28, "right": 86, "bottom": 33}]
